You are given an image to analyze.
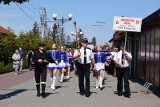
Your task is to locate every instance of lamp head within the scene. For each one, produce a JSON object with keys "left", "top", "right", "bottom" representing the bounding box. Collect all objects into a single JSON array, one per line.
[
  {"left": 71, "top": 31, "right": 74, "bottom": 35},
  {"left": 68, "top": 13, "right": 73, "bottom": 20},
  {"left": 52, "top": 14, "right": 57, "bottom": 20}
]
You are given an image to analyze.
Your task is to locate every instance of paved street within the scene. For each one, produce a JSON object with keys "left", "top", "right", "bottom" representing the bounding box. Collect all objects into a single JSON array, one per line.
[{"left": 0, "top": 70, "right": 160, "bottom": 107}]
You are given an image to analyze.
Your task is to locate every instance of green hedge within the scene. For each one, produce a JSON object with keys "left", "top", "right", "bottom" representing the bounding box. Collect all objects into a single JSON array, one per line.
[
  {"left": 0, "top": 32, "right": 56, "bottom": 74},
  {"left": 0, "top": 62, "right": 13, "bottom": 74},
  {"left": 0, "top": 60, "right": 28, "bottom": 74}
]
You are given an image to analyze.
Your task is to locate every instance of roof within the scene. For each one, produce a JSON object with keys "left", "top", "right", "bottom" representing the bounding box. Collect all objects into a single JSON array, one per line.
[
  {"left": 0, "top": 26, "right": 10, "bottom": 34},
  {"left": 142, "top": 8, "right": 160, "bottom": 26}
]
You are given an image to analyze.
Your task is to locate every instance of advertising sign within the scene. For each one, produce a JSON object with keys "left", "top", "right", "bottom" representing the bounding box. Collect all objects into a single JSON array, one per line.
[{"left": 113, "top": 16, "right": 142, "bottom": 32}]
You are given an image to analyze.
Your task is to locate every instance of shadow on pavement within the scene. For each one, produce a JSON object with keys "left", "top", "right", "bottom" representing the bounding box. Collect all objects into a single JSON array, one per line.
[
  {"left": 0, "top": 89, "right": 27, "bottom": 100},
  {"left": 44, "top": 92, "right": 53, "bottom": 98},
  {"left": 55, "top": 86, "right": 62, "bottom": 89},
  {"left": 76, "top": 91, "right": 97, "bottom": 95},
  {"left": 63, "top": 79, "right": 70, "bottom": 83},
  {"left": 113, "top": 91, "right": 138, "bottom": 95}
]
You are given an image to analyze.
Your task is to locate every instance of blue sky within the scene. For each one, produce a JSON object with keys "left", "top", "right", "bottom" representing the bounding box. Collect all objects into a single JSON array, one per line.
[{"left": 0, "top": 0, "right": 160, "bottom": 45}]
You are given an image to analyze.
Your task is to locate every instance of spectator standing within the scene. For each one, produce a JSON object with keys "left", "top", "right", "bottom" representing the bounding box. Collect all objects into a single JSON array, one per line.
[
  {"left": 26, "top": 50, "right": 34, "bottom": 70},
  {"left": 19, "top": 47, "right": 24, "bottom": 72},
  {"left": 12, "top": 49, "right": 21, "bottom": 74}
]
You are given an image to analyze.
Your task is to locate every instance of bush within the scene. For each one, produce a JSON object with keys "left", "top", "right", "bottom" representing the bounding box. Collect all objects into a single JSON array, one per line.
[
  {"left": 0, "top": 62, "right": 4, "bottom": 73},
  {"left": 0, "top": 32, "right": 57, "bottom": 74},
  {"left": 0, "top": 60, "right": 30, "bottom": 74},
  {"left": 0, "top": 63, "right": 14, "bottom": 74},
  {"left": 23, "top": 60, "right": 28, "bottom": 69}
]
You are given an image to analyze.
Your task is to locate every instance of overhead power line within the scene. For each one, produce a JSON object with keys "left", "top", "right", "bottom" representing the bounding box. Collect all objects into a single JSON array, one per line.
[
  {"left": 22, "top": 3, "right": 40, "bottom": 16},
  {"left": 15, "top": 3, "right": 37, "bottom": 22}
]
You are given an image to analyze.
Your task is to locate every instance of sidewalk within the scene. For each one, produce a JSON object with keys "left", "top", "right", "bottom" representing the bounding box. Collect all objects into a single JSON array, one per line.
[
  {"left": 0, "top": 69, "right": 34, "bottom": 90},
  {"left": 0, "top": 70, "right": 160, "bottom": 107}
]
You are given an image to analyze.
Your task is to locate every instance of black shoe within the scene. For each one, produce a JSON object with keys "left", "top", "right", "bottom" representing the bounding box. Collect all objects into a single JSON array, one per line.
[
  {"left": 80, "top": 92, "right": 85, "bottom": 96},
  {"left": 117, "top": 92, "right": 123, "bottom": 96},
  {"left": 85, "top": 94, "right": 90, "bottom": 97},
  {"left": 124, "top": 92, "right": 131, "bottom": 98},
  {"left": 100, "top": 87, "right": 104, "bottom": 90},
  {"left": 37, "top": 93, "right": 40, "bottom": 97},
  {"left": 41, "top": 92, "right": 45, "bottom": 98}
]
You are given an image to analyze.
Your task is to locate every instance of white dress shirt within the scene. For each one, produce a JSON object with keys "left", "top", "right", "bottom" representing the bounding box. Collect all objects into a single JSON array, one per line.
[
  {"left": 74, "top": 47, "right": 94, "bottom": 64},
  {"left": 113, "top": 50, "right": 132, "bottom": 67}
]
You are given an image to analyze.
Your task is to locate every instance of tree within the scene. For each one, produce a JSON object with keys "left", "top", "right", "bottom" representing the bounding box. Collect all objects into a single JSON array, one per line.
[
  {"left": 7, "top": 27, "right": 14, "bottom": 34},
  {"left": 102, "top": 42, "right": 110, "bottom": 50},
  {"left": 0, "top": 34, "right": 17, "bottom": 65},
  {"left": 66, "top": 34, "right": 71, "bottom": 48},
  {"left": 32, "top": 22, "right": 39, "bottom": 36},
  {"left": 70, "top": 39, "right": 77, "bottom": 48},
  {"left": 91, "top": 36, "right": 96, "bottom": 46},
  {"left": 52, "top": 24, "right": 58, "bottom": 42},
  {"left": 17, "top": 31, "right": 41, "bottom": 51},
  {"left": 0, "top": 0, "right": 29, "bottom": 4}
]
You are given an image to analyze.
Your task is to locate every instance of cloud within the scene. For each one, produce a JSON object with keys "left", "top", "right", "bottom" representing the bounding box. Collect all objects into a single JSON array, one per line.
[{"left": 0, "top": 13, "right": 16, "bottom": 18}]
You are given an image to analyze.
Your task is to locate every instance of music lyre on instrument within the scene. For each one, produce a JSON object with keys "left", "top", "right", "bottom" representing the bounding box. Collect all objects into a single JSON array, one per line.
[{"left": 73, "top": 21, "right": 80, "bottom": 49}]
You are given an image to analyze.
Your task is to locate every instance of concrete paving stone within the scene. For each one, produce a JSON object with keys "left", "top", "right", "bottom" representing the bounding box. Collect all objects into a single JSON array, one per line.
[{"left": 0, "top": 70, "right": 160, "bottom": 107}]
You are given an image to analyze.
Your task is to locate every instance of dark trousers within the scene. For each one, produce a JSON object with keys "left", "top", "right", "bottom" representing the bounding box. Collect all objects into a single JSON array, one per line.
[
  {"left": 35, "top": 66, "right": 47, "bottom": 93},
  {"left": 109, "top": 60, "right": 115, "bottom": 75},
  {"left": 116, "top": 67, "right": 130, "bottom": 93},
  {"left": 78, "top": 64, "right": 90, "bottom": 95},
  {"left": 75, "top": 61, "right": 80, "bottom": 75},
  {"left": 28, "top": 60, "right": 32, "bottom": 70}
]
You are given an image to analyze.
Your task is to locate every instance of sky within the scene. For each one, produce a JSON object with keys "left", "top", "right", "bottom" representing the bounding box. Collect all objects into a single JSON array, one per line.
[{"left": 0, "top": 0, "right": 160, "bottom": 45}]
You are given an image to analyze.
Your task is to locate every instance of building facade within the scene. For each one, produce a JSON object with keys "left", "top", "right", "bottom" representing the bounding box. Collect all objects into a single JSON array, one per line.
[{"left": 134, "top": 9, "right": 160, "bottom": 89}]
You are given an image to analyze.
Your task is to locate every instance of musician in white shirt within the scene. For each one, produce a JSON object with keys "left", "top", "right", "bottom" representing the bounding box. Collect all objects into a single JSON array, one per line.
[
  {"left": 74, "top": 38, "right": 95, "bottom": 97},
  {"left": 113, "top": 41, "right": 132, "bottom": 98}
]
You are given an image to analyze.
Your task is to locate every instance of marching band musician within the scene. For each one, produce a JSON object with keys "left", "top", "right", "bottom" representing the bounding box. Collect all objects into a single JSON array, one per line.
[
  {"left": 58, "top": 46, "right": 67, "bottom": 83},
  {"left": 94, "top": 45, "right": 110, "bottom": 90},
  {"left": 74, "top": 38, "right": 95, "bottom": 97},
  {"left": 113, "top": 41, "right": 132, "bottom": 98},
  {"left": 47, "top": 43, "right": 59, "bottom": 90},
  {"left": 66, "top": 48, "right": 72, "bottom": 79}
]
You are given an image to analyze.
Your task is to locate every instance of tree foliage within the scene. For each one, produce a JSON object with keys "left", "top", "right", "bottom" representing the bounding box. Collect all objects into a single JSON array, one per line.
[
  {"left": 52, "top": 24, "right": 58, "bottom": 42},
  {"left": 32, "top": 22, "right": 39, "bottom": 36},
  {"left": 0, "top": 31, "right": 55, "bottom": 65},
  {"left": 0, "top": 0, "right": 29, "bottom": 4},
  {"left": 0, "top": 34, "right": 17, "bottom": 65},
  {"left": 91, "top": 36, "right": 96, "bottom": 46}
]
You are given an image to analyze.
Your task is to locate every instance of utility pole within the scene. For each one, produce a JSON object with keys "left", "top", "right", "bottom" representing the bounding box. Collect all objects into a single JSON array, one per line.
[{"left": 40, "top": 8, "right": 48, "bottom": 39}]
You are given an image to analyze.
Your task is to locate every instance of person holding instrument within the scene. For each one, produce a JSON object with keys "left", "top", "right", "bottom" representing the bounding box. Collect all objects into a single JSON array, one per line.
[
  {"left": 113, "top": 41, "right": 132, "bottom": 98},
  {"left": 73, "top": 38, "right": 95, "bottom": 97}
]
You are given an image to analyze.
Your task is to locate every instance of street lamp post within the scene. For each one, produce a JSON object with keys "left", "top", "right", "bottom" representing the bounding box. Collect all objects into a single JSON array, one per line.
[
  {"left": 71, "top": 30, "right": 83, "bottom": 48},
  {"left": 79, "top": 29, "right": 83, "bottom": 42},
  {"left": 66, "top": 34, "right": 70, "bottom": 47},
  {"left": 52, "top": 13, "right": 73, "bottom": 47},
  {"left": 71, "top": 31, "right": 78, "bottom": 48}
]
